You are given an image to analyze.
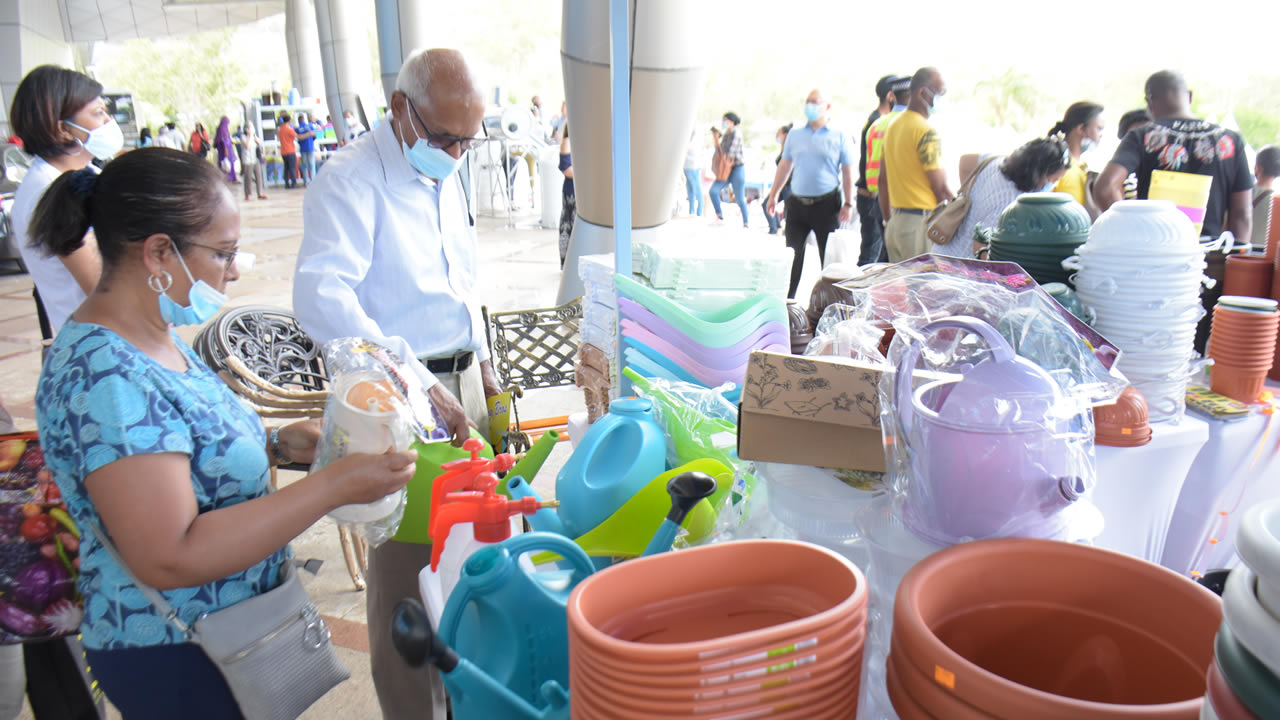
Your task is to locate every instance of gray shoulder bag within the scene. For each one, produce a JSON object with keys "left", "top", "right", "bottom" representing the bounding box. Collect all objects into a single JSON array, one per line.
[{"left": 89, "top": 523, "right": 350, "bottom": 720}]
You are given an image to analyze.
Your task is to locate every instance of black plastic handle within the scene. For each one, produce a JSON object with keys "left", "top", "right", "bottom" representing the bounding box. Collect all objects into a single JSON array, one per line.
[
  {"left": 391, "top": 598, "right": 459, "bottom": 673},
  {"left": 665, "top": 471, "right": 718, "bottom": 524}
]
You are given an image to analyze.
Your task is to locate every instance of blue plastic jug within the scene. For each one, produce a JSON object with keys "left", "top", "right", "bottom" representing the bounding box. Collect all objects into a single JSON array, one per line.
[
  {"left": 555, "top": 397, "right": 667, "bottom": 538},
  {"left": 438, "top": 533, "right": 595, "bottom": 720}
]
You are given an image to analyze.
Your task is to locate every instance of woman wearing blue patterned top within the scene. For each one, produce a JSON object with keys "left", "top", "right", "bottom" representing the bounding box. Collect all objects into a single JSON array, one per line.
[{"left": 29, "top": 148, "right": 417, "bottom": 718}]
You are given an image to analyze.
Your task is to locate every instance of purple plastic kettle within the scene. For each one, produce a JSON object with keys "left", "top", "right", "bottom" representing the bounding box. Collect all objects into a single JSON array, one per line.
[{"left": 894, "top": 316, "right": 1089, "bottom": 544}]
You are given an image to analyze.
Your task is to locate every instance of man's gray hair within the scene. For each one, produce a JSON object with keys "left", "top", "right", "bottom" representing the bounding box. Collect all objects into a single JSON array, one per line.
[{"left": 395, "top": 48, "right": 479, "bottom": 109}]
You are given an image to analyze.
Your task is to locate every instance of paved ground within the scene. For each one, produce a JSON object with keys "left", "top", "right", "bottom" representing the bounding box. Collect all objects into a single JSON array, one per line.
[{"left": 3, "top": 183, "right": 829, "bottom": 718}]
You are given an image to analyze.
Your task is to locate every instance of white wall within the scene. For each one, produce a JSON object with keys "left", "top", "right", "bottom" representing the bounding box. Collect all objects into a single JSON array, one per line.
[{"left": 0, "top": 0, "right": 75, "bottom": 138}]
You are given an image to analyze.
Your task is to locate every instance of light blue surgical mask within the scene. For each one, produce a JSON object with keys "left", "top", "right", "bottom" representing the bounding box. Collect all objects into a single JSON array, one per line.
[
  {"left": 155, "top": 245, "right": 227, "bottom": 326},
  {"left": 399, "top": 109, "right": 464, "bottom": 180},
  {"left": 1040, "top": 181, "right": 1058, "bottom": 193},
  {"left": 1081, "top": 137, "right": 1097, "bottom": 153},
  {"left": 63, "top": 119, "right": 124, "bottom": 160},
  {"left": 803, "top": 103, "right": 823, "bottom": 122},
  {"left": 926, "top": 89, "right": 945, "bottom": 116}
]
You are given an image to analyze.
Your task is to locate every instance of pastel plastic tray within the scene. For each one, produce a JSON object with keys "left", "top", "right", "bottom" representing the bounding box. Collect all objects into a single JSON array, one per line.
[
  {"left": 618, "top": 302, "right": 788, "bottom": 357},
  {"left": 650, "top": 285, "right": 787, "bottom": 312},
  {"left": 620, "top": 318, "right": 785, "bottom": 373},
  {"left": 615, "top": 277, "right": 787, "bottom": 347},
  {"left": 634, "top": 238, "right": 792, "bottom": 292},
  {"left": 622, "top": 347, "right": 742, "bottom": 405}
]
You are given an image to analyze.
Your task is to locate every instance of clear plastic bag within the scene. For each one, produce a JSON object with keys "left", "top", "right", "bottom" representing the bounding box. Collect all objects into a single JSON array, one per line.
[
  {"left": 311, "top": 338, "right": 448, "bottom": 548},
  {"left": 621, "top": 370, "right": 757, "bottom": 542}
]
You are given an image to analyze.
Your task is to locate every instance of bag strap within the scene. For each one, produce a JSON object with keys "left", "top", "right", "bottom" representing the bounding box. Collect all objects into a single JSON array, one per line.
[
  {"left": 958, "top": 155, "right": 1000, "bottom": 198},
  {"left": 87, "top": 521, "right": 195, "bottom": 639}
]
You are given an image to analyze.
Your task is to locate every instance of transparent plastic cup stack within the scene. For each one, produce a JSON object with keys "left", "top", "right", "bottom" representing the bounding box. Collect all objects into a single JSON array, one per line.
[{"left": 1065, "top": 200, "right": 1210, "bottom": 422}]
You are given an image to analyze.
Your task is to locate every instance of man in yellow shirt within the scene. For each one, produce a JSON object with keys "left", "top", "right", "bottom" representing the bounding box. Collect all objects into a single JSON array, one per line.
[{"left": 879, "top": 67, "right": 954, "bottom": 262}]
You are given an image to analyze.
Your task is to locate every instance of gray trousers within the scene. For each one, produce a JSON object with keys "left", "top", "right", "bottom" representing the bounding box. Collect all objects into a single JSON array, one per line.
[
  {"left": 242, "top": 162, "right": 263, "bottom": 199},
  {"left": 366, "top": 362, "right": 486, "bottom": 720}
]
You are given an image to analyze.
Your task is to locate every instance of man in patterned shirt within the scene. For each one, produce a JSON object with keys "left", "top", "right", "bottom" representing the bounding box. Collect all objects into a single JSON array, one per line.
[{"left": 1096, "top": 70, "right": 1252, "bottom": 241}]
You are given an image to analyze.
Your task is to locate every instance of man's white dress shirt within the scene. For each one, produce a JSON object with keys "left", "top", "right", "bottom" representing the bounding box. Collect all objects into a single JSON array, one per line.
[{"left": 293, "top": 119, "right": 487, "bottom": 391}]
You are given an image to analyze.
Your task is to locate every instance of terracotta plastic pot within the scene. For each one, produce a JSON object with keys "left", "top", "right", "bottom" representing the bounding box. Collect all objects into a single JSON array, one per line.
[
  {"left": 1267, "top": 196, "right": 1280, "bottom": 262},
  {"left": 1205, "top": 658, "right": 1260, "bottom": 720},
  {"left": 887, "top": 658, "right": 947, "bottom": 720},
  {"left": 568, "top": 540, "right": 866, "bottom": 664},
  {"left": 572, "top": 610, "right": 865, "bottom": 685},
  {"left": 1214, "top": 622, "right": 1280, "bottom": 719},
  {"left": 891, "top": 538, "right": 1221, "bottom": 719},
  {"left": 1209, "top": 366, "right": 1269, "bottom": 404},
  {"left": 569, "top": 640, "right": 862, "bottom": 716},
  {"left": 888, "top": 647, "right": 996, "bottom": 720},
  {"left": 1223, "top": 255, "right": 1275, "bottom": 299},
  {"left": 1094, "top": 387, "right": 1152, "bottom": 448}
]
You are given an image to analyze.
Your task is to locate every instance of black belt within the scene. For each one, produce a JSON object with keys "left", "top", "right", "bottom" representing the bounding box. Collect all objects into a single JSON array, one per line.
[
  {"left": 792, "top": 189, "right": 840, "bottom": 206},
  {"left": 893, "top": 208, "right": 927, "bottom": 215},
  {"left": 422, "top": 351, "right": 474, "bottom": 375}
]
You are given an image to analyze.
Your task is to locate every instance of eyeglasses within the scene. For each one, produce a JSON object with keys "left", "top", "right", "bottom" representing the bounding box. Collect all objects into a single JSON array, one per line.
[
  {"left": 186, "top": 241, "right": 239, "bottom": 272},
  {"left": 405, "top": 96, "right": 486, "bottom": 151}
]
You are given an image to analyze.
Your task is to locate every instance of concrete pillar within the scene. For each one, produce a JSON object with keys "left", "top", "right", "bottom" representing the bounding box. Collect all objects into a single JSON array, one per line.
[
  {"left": 373, "top": 0, "right": 433, "bottom": 107},
  {"left": 0, "top": 0, "right": 74, "bottom": 138},
  {"left": 315, "top": 0, "right": 371, "bottom": 140},
  {"left": 285, "top": 0, "right": 324, "bottom": 99},
  {"left": 556, "top": 0, "right": 707, "bottom": 303}
]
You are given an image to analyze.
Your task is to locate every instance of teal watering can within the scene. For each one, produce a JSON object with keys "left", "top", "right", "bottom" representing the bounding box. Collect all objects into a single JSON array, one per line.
[
  {"left": 437, "top": 532, "right": 595, "bottom": 720},
  {"left": 392, "top": 598, "right": 569, "bottom": 720}
]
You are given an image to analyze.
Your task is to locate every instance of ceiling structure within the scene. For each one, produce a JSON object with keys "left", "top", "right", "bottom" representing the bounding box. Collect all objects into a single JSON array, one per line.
[{"left": 57, "top": 0, "right": 284, "bottom": 43}]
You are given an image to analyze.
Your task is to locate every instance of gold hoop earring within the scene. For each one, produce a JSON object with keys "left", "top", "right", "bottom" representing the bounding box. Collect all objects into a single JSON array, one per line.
[{"left": 147, "top": 271, "right": 173, "bottom": 294}]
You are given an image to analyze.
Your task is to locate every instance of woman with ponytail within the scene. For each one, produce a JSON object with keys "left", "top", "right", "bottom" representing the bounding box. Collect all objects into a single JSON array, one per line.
[
  {"left": 30, "top": 148, "right": 417, "bottom": 717},
  {"left": 1048, "top": 101, "right": 1105, "bottom": 206}
]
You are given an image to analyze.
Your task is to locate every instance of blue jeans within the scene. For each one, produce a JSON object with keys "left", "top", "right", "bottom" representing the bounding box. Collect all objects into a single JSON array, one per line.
[
  {"left": 300, "top": 150, "right": 316, "bottom": 184},
  {"left": 765, "top": 184, "right": 791, "bottom": 234},
  {"left": 683, "top": 168, "right": 704, "bottom": 216},
  {"left": 710, "top": 164, "right": 748, "bottom": 226}
]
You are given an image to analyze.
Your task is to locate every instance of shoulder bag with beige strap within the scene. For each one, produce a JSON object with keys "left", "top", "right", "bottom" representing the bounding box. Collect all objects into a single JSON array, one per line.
[
  {"left": 926, "top": 155, "right": 1000, "bottom": 245},
  {"left": 713, "top": 147, "right": 733, "bottom": 182},
  {"left": 89, "top": 522, "right": 349, "bottom": 720}
]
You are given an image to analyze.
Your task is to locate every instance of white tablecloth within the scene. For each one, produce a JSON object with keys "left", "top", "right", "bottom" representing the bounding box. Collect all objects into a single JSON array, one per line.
[
  {"left": 1162, "top": 401, "right": 1280, "bottom": 575},
  {"left": 1092, "top": 416, "right": 1210, "bottom": 563}
]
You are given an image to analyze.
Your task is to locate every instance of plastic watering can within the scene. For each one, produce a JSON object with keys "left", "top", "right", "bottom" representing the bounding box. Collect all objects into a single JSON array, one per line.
[
  {"left": 393, "top": 429, "right": 493, "bottom": 544},
  {"left": 438, "top": 532, "right": 595, "bottom": 720},
  {"left": 392, "top": 599, "right": 569, "bottom": 720},
  {"left": 640, "top": 471, "right": 719, "bottom": 556},
  {"left": 895, "top": 316, "right": 1089, "bottom": 544},
  {"left": 555, "top": 398, "right": 666, "bottom": 538},
  {"left": 505, "top": 430, "right": 560, "bottom": 492},
  {"left": 506, "top": 476, "right": 566, "bottom": 535}
]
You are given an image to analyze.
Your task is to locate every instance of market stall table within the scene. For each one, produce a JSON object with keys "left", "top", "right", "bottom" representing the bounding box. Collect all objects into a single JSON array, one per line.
[
  {"left": 1162, "top": 386, "right": 1280, "bottom": 576},
  {"left": 1091, "top": 415, "right": 1210, "bottom": 563}
]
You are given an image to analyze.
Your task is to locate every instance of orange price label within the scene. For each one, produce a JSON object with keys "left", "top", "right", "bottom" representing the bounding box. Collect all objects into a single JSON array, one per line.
[{"left": 935, "top": 665, "right": 956, "bottom": 690}]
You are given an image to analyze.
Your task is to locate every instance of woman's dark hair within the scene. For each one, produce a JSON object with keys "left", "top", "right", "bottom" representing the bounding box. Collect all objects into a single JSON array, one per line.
[
  {"left": 1117, "top": 108, "right": 1152, "bottom": 139},
  {"left": 9, "top": 65, "right": 104, "bottom": 160},
  {"left": 28, "top": 147, "right": 230, "bottom": 266},
  {"left": 1048, "top": 101, "right": 1104, "bottom": 138},
  {"left": 140, "top": 127, "right": 152, "bottom": 140},
  {"left": 723, "top": 112, "right": 741, "bottom": 126},
  {"left": 778, "top": 123, "right": 794, "bottom": 138},
  {"left": 1000, "top": 137, "right": 1069, "bottom": 192}
]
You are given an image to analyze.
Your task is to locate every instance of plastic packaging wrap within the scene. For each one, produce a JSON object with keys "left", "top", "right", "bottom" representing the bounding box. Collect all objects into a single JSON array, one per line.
[
  {"left": 880, "top": 314, "right": 1103, "bottom": 546},
  {"left": 621, "top": 369, "right": 756, "bottom": 541},
  {"left": 311, "top": 338, "right": 448, "bottom": 548},
  {"left": 804, "top": 303, "right": 889, "bottom": 363}
]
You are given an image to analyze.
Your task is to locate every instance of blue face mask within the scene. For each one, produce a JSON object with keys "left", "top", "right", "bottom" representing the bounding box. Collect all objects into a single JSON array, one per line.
[
  {"left": 803, "top": 103, "right": 824, "bottom": 122},
  {"left": 927, "top": 89, "right": 945, "bottom": 116},
  {"left": 399, "top": 106, "right": 464, "bottom": 180},
  {"left": 157, "top": 245, "right": 227, "bottom": 326},
  {"left": 1040, "top": 181, "right": 1058, "bottom": 193}
]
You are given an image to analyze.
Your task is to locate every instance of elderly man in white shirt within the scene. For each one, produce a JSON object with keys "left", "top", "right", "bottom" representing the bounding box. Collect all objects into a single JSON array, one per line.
[{"left": 292, "top": 48, "right": 497, "bottom": 720}]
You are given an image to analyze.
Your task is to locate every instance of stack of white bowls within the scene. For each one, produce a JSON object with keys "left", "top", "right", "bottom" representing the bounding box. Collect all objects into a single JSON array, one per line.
[{"left": 1066, "top": 200, "right": 1209, "bottom": 422}]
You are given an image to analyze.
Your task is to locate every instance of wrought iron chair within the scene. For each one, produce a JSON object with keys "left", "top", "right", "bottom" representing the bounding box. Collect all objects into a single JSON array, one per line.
[
  {"left": 482, "top": 299, "right": 582, "bottom": 454},
  {"left": 195, "top": 306, "right": 370, "bottom": 590}
]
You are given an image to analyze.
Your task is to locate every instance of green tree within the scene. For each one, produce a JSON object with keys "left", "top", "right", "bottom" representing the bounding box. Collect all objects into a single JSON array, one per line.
[
  {"left": 95, "top": 29, "right": 250, "bottom": 134},
  {"left": 974, "top": 68, "right": 1042, "bottom": 133},
  {"left": 1236, "top": 105, "right": 1280, "bottom": 150}
]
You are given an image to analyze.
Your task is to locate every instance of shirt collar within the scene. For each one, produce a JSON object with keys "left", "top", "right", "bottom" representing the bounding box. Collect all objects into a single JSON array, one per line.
[{"left": 374, "top": 117, "right": 427, "bottom": 187}]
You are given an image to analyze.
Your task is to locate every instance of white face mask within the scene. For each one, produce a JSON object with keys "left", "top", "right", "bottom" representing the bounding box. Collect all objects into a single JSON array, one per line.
[
  {"left": 1081, "top": 137, "right": 1098, "bottom": 153},
  {"left": 64, "top": 119, "right": 124, "bottom": 160}
]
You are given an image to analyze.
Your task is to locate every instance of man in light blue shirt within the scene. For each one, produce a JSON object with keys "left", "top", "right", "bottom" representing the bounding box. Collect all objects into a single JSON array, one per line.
[
  {"left": 765, "top": 89, "right": 856, "bottom": 298},
  {"left": 292, "top": 48, "right": 497, "bottom": 720}
]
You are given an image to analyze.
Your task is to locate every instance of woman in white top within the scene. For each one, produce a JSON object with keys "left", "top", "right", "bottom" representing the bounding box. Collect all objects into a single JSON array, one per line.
[
  {"left": 9, "top": 65, "right": 123, "bottom": 336},
  {"left": 941, "top": 137, "right": 1071, "bottom": 258}
]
